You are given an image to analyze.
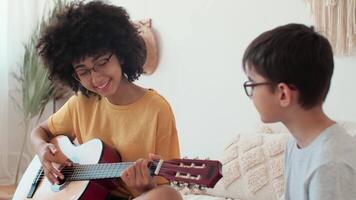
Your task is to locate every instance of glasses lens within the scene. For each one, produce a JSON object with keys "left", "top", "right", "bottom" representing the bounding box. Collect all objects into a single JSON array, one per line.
[
  {"left": 247, "top": 86, "right": 253, "bottom": 96},
  {"left": 243, "top": 81, "right": 252, "bottom": 97},
  {"left": 73, "top": 73, "right": 80, "bottom": 81}
]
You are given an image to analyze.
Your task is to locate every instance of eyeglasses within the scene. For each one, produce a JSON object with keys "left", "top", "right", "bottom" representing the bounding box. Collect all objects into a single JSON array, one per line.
[
  {"left": 73, "top": 53, "right": 113, "bottom": 82},
  {"left": 243, "top": 80, "right": 297, "bottom": 97},
  {"left": 243, "top": 80, "right": 273, "bottom": 97}
]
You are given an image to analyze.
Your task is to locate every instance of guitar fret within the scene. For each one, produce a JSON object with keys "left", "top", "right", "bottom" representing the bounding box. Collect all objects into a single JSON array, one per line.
[{"left": 66, "top": 162, "right": 134, "bottom": 181}]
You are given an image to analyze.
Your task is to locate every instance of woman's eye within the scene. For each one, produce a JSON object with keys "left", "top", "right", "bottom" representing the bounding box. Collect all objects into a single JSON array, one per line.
[
  {"left": 77, "top": 70, "right": 89, "bottom": 76},
  {"left": 95, "top": 59, "right": 108, "bottom": 66}
]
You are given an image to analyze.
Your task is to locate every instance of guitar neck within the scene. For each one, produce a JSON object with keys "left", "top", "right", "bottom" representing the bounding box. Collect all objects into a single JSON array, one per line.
[{"left": 63, "top": 162, "right": 136, "bottom": 181}]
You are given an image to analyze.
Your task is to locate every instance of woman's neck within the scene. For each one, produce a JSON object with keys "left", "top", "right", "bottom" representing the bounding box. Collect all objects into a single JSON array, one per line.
[{"left": 107, "top": 78, "right": 146, "bottom": 106}]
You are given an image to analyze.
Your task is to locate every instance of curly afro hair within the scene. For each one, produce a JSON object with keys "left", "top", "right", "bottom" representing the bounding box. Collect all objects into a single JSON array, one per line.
[{"left": 37, "top": 0, "right": 146, "bottom": 96}]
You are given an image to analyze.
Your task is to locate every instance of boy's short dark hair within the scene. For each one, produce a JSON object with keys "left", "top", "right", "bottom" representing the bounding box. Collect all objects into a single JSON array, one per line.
[
  {"left": 242, "top": 23, "right": 334, "bottom": 109},
  {"left": 37, "top": 1, "right": 146, "bottom": 96}
]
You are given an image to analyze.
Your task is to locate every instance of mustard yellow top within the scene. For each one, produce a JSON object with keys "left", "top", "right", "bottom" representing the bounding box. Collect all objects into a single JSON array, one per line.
[{"left": 48, "top": 89, "right": 180, "bottom": 198}]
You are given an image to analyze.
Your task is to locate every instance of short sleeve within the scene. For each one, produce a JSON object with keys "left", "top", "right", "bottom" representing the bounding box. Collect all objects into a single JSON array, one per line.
[
  {"left": 154, "top": 102, "right": 180, "bottom": 160},
  {"left": 153, "top": 100, "right": 180, "bottom": 185},
  {"left": 47, "top": 95, "right": 77, "bottom": 140},
  {"left": 308, "top": 162, "right": 356, "bottom": 200}
]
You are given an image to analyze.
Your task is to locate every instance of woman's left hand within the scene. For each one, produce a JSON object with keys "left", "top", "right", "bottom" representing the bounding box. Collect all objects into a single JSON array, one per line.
[{"left": 121, "top": 154, "right": 160, "bottom": 193}]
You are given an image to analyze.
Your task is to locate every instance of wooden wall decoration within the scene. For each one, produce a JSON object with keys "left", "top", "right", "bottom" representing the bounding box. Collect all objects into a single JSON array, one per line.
[{"left": 135, "top": 19, "right": 159, "bottom": 74}]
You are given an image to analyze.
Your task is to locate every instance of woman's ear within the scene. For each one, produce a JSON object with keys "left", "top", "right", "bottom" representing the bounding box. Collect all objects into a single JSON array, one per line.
[{"left": 277, "top": 83, "right": 295, "bottom": 107}]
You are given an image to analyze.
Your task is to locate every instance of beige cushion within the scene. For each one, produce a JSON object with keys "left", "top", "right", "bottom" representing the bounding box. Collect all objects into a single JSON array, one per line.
[
  {"left": 204, "top": 133, "right": 290, "bottom": 200},
  {"left": 182, "top": 120, "right": 356, "bottom": 199}
]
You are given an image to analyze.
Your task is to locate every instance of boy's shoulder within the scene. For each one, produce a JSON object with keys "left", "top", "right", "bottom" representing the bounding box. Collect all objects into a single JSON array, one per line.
[
  {"left": 309, "top": 124, "right": 356, "bottom": 167},
  {"left": 319, "top": 124, "right": 354, "bottom": 150},
  {"left": 286, "top": 124, "right": 356, "bottom": 169}
]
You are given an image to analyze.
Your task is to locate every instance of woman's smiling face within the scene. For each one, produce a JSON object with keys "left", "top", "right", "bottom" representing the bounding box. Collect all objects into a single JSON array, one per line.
[{"left": 73, "top": 52, "right": 124, "bottom": 99}]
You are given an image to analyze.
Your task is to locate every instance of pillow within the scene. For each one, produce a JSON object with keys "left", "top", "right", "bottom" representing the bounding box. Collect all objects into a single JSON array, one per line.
[
  {"left": 204, "top": 120, "right": 356, "bottom": 200},
  {"left": 204, "top": 133, "right": 290, "bottom": 200}
]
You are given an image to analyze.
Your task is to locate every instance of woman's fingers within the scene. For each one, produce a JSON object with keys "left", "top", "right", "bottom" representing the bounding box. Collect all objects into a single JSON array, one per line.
[
  {"left": 122, "top": 159, "right": 155, "bottom": 192},
  {"left": 39, "top": 143, "right": 72, "bottom": 185},
  {"left": 135, "top": 159, "right": 149, "bottom": 186},
  {"left": 47, "top": 144, "right": 57, "bottom": 154},
  {"left": 122, "top": 165, "right": 136, "bottom": 187},
  {"left": 45, "top": 145, "right": 71, "bottom": 166},
  {"left": 139, "top": 159, "right": 151, "bottom": 186},
  {"left": 43, "top": 160, "right": 63, "bottom": 184},
  {"left": 148, "top": 153, "right": 161, "bottom": 161}
]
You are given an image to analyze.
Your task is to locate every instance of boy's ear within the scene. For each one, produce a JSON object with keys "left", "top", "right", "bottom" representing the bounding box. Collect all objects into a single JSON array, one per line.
[{"left": 277, "top": 83, "right": 295, "bottom": 107}]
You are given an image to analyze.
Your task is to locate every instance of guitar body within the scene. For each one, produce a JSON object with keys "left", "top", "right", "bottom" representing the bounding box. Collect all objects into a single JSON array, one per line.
[
  {"left": 14, "top": 136, "right": 223, "bottom": 200},
  {"left": 13, "top": 136, "right": 121, "bottom": 200}
]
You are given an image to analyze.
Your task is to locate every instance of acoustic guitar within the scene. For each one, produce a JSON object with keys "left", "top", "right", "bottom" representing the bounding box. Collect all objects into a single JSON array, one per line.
[{"left": 13, "top": 136, "right": 222, "bottom": 199}]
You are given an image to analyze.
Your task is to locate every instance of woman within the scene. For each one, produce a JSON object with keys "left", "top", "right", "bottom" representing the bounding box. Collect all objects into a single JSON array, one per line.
[{"left": 31, "top": 1, "right": 181, "bottom": 199}]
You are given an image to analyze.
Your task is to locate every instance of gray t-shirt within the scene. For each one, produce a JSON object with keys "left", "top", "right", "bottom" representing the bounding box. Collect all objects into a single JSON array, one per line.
[{"left": 284, "top": 124, "right": 356, "bottom": 200}]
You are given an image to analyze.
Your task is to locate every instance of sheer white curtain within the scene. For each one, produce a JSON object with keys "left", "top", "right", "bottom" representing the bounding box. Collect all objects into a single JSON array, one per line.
[
  {"left": 0, "top": 0, "right": 49, "bottom": 185},
  {"left": 0, "top": 0, "right": 12, "bottom": 185}
]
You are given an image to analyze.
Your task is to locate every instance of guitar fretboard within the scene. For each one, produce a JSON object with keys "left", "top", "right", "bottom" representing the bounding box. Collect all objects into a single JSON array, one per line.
[{"left": 62, "top": 162, "right": 134, "bottom": 181}]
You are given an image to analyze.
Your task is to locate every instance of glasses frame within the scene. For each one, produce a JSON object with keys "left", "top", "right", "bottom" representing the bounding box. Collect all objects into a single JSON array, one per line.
[
  {"left": 243, "top": 80, "right": 273, "bottom": 97},
  {"left": 73, "top": 53, "right": 114, "bottom": 82},
  {"left": 243, "top": 80, "right": 297, "bottom": 97}
]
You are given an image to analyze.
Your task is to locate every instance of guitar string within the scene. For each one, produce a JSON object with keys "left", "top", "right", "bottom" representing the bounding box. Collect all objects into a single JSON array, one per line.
[
  {"left": 58, "top": 161, "right": 202, "bottom": 172},
  {"left": 35, "top": 163, "right": 130, "bottom": 180},
  {"left": 53, "top": 161, "right": 182, "bottom": 173},
  {"left": 59, "top": 164, "right": 188, "bottom": 176},
  {"left": 34, "top": 163, "right": 198, "bottom": 181},
  {"left": 63, "top": 163, "right": 131, "bottom": 179},
  {"left": 38, "top": 161, "right": 201, "bottom": 174},
  {"left": 59, "top": 163, "right": 133, "bottom": 179},
  {"left": 37, "top": 163, "right": 143, "bottom": 178}
]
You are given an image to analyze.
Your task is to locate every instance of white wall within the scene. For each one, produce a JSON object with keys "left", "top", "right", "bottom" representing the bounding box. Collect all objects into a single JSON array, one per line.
[
  {"left": 6, "top": 0, "right": 356, "bottom": 162},
  {"left": 116, "top": 0, "right": 356, "bottom": 158}
]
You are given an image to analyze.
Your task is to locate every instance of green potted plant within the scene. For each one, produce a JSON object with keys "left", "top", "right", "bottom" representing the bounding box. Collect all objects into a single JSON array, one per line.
[{"left": 12, "top": 0, "right": 68, "bottom": 184}]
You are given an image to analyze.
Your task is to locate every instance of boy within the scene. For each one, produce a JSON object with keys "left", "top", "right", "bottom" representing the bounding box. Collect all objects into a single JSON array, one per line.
[
  {"left": 31, "top": 1, "right": 182, "bottom": 200},
  {"left": 242, "top": 23, "right": 356, "bottom": 200}
]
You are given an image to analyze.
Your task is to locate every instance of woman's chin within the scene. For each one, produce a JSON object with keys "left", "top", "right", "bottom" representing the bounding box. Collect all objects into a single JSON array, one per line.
[{"left": 95, "top": 80, "right": 113, "bottom": 95}]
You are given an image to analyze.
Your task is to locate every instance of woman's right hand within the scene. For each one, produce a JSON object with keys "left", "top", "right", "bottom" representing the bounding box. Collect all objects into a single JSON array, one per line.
[{"left": 37, "top": 142, "right": 71, "bottom": 185}]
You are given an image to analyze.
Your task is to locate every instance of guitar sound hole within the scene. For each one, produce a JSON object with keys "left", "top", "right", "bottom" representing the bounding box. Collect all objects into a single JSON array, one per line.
[
  {"left": 57, "top": 176, "right": 66, "bottom": 185},
  {"left": 57, "top": 167, "right": 68, "bottom": 185}
]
